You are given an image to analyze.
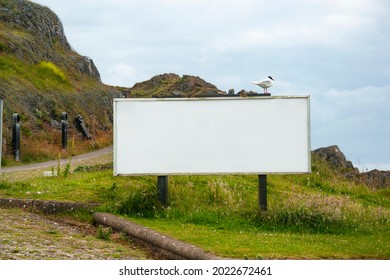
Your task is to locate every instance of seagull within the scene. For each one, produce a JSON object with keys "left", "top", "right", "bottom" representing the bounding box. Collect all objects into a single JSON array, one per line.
[{"left": 251, "top": 76, "right": 274, "bottom": 94}]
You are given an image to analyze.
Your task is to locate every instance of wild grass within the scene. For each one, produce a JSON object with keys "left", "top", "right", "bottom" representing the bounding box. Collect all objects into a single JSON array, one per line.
[
  {"left": 96, "top": 225, "right": 112, "bottom": 240},
  {"left": 0, "top": 55, "right": 69, "bottom": 91},
  {"left": 35, "top": 61, "right": 69, "bottom": 86},
  {"left": 0, "top": 154, "right": 388, "bottom": 259}
]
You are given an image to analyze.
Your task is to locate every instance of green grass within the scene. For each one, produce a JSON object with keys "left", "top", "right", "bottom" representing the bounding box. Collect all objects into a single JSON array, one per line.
[
  {"left": 130, "top": 218, "right": 388, "bottom": 259},
  {"left": 0, "top": 55, "right": 70, "bottom": 91},
  {"left": 0, "top": 155, "right": 389, "bottom": 259}
]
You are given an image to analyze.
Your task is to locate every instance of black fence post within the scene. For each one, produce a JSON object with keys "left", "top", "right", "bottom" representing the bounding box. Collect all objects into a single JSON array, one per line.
[
  {"left": 258, "top": 174, "right": 267, "bottom": 211},
  {"left": 61, "top": 112, "right": 68, "bottom": 149},
  {"left": 12, "top": 113, "right": 20, "bottom": 161}
]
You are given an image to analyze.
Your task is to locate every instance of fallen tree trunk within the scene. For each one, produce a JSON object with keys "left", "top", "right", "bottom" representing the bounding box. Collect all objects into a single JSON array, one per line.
[{"left": 93, "top": 212, "right": 225, "bottom": 260}]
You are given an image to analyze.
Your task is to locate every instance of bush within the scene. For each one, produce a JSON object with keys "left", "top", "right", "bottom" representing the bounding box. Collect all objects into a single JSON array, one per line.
[
  {"left": 117, "top": 186, "right": 162, "bottom": 218},
  {"left": 36, "top": 61, "right": 68, "bottom": 83}
]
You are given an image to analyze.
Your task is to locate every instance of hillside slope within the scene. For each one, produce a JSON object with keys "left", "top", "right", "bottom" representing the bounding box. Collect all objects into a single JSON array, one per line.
[{"left": 0, "top": 0, "right": 119, "bottom": 163}]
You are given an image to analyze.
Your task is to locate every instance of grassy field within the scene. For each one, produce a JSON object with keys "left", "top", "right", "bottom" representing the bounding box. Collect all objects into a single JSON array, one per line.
[{"left": 0, "top": 154, "right": 389, "bottom": 259}]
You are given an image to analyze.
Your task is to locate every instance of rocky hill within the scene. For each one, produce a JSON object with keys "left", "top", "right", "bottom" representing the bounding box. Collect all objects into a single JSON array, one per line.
[
  {"left": 126, "top": 73, "right": 226, "bottom": 97},
  {"left": 126, "top": 73, "right": 266, "bottom": 98},
  {"left": 0, "top": 0, "right": 119, "bottom": 163},
  {"left": 0, "top": 0, "right": 100, "bottom": 79}
]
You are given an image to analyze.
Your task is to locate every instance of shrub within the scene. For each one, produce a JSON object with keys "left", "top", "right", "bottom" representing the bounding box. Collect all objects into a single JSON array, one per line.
[
  {"left": 96, "top": 225, "right": 112, "bottom": 240},
  {"left": 0, "top": 42, "right": 6, "bottom": 51},
  {"left": 36, "top": 61, "right": 68, "bottom": 83},
  {"left": 117, "top": 186, "right": 162, "bottom": 218}
]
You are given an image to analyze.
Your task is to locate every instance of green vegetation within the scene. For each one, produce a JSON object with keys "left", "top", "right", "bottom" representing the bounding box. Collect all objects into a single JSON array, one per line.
[
  {"left": 36, "top": 61, "right": 69, "bottom": 85},
  {"left": 96, "top": 225, "right": 112, "bottom": 240},
  {"left": 0, "top": 55, "right": 70, "bottom": 91},
  {"left": 1, "top": 155, "right": 389, "bottom": 259}
]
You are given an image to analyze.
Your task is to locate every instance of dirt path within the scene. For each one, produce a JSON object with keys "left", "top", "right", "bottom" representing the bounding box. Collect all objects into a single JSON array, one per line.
[
  {"left": 1, "top": 146, "right": 113, "bottom": 173},
  {"left": 0, "top": 146, "right": 114, "bottom": 181},
  {"left": 0, "top": 208, "right": 153, "bottom": 260}
]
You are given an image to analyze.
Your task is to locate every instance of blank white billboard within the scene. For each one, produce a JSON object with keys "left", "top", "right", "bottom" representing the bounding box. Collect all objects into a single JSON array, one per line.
[{"left": 114, "top": 96, "right": 311, "bottom": 175}]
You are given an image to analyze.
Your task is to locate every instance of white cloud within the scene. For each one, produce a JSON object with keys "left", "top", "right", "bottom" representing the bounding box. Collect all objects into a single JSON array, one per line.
[
  {"left": 324, "top": 86, "right": 389, "bottom": 104},
  {"left": 312, "top": 85, "right": 390, "bottom": 168},
  {"left": 313, "top": 86, "right": 390, "bottom": 126},
  {"left": 104, "top": 64, "right": 138, "bottom": 87},
  {"left": 210, "top": 0, "right": 384, "bottom": 52}
]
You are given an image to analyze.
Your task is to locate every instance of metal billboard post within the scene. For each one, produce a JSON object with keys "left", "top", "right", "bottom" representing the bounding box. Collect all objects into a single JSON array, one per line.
[
  {"left": 258, "top": 175, "right": 267, "bottom": 211},
  {"left": 157, "top": 175, "right": 169, "bottom": 207}
]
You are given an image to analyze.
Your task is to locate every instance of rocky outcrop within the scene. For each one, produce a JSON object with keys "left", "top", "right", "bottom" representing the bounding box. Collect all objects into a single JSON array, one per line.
[
  {"left": 0, "top": 0, "right": 71, "bottom": 50},
  {"left": 0, "top": 0, "right": 101, "bottom": 81},
  {"left": 129, "top": 73, "right": 226, "bottom": 97},
  {"left": 313, "top": 145, "right": 356, "bottom": 170},
  {"left": 128, "top": 75, "right": 271, "bottom": 98},
  {"left": 313, "top": 145, "right": 389, "bottom": 188},
  {"left": 360, "top": 169, "right": 390, "bottom": 189}
]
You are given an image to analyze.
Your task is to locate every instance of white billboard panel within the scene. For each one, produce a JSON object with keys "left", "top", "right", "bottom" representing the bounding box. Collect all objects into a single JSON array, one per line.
[{"left": 114, "top": 96, "right": 311, "bottom": 175}]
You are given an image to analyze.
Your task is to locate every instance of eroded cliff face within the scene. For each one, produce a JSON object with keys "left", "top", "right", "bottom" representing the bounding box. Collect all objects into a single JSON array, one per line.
[{"left": 0, "top": 0, "right": 100, "bottom": 81}]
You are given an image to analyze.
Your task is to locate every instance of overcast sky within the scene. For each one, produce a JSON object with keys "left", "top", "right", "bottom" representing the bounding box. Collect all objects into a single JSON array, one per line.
[{"left": 31, "top": 0, "right": 390, "bottom": 171}]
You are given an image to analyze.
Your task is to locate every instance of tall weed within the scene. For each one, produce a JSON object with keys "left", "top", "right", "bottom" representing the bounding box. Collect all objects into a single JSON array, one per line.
[
  {"left": 116, "top": 186, "right": 163, "bottom": 218},
  {"left": 253, "top": 192, "right": 389, "bottom": 234}
]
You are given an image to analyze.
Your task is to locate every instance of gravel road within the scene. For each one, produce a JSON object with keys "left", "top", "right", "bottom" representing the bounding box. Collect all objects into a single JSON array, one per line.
[
  {"left": 1, "top": 146, "right": 113, "bottom": 173},
  {"left": 0, "top": 208, "right": 152, "bottom": 260}
]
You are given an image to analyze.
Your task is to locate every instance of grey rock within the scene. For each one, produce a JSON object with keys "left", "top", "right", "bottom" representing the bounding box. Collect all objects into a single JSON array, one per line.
[{"left": 313, "top": 145, "right": 355, "bottom": 170}]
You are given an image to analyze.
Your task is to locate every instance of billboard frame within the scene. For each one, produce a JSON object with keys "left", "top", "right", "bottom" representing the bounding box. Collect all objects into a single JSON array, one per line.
[
  {"left": 114, "top": 95, "right": 311, "bottom": 176},
  {"left": 113, "top": 95, "right": 311, "bottom": 210}
]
